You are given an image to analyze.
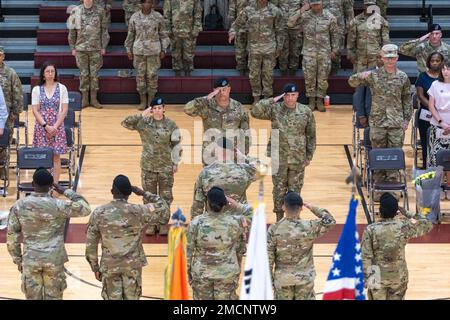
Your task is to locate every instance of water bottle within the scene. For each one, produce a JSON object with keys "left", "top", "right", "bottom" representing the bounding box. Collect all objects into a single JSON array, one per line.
[{"left": 324, "top": 95, "right": 330, "bottom": 109}]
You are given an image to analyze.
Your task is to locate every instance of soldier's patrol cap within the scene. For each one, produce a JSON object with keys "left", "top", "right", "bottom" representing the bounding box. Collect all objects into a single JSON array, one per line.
[
  {"left": 363, "top": 0, "right": 376, "bottom": 5},
  {"left": 150, "top": 97, "right": 164, "bottom": 107},
  {"left": 309, "top": 0, "right": 322, "bottom": 4},
  {"left": 112, "top": 174, "right": 132, "bottom": 196},
  {"left": 33, "top": 167, "right": 54, "bottom": 187},
  {"left": 381, "top": 44, "right": 398, "bottom": 58},
  {"left": 214, "top": 77, "right": 230, "bottom": 88},
  {"left": 0, "top": 47, "right": 4, "bottom": 54},
  {"left": 283, "top": 83, "right": 299, "bottom": 93},
  {"left": 429, "top": 23, "right": 442, "bottom": 32}
]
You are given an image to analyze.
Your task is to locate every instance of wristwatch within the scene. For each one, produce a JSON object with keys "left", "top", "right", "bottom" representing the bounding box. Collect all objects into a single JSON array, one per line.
[
  {"left": 42, "top": 122, "right": 47, "bottom": 128},
  {"left": 438, "top": 119, "right": 443, "bottom": 124}
]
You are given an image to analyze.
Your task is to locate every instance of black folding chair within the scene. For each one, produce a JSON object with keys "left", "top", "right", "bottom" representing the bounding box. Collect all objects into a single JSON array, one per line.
[
  {"left": 16, "top": 147, "right": 54, "bottom": 199},
  {"left": 61, "top": 109, "right": 77, "bottom": 187},
  {"left": 13, "top": 91, "right": 30, "bottom": 148},
  {"left": 0, "top": 128, "right": 11, "bottom": 196},
  {"left": 68, "top": 91, "right": 82, "bottom": 157},
  {"left": 368, "top": 148, "right": 409, "bottom": 221}
]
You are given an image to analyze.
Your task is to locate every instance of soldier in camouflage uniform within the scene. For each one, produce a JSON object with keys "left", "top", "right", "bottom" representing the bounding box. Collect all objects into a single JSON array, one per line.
[
  {"left": 164, "top": 0, "right": 203, "bottom": 76},
  {"left": 272, "top": 0, "right": 304, "bottom": 76},
  {"left": 229, "top": 0, "right": 284, "bottom": 102},
  {"left": 228, "top": 0, "right": 251, "bottom": 76},
  {"left": 187, "top": 187, "right": 253, "bottom": 300},
  {"left": 347, "top": 0, "right": 390, "bottom": 73},
  {"left": 268, "top": 192, "right": 336, "bottom": 300},
  {"left": 251, "top": 83, "right": 316, "bottom": 221},
  {"left": 361, "top": 193, "right": 433, "bottom": 300},
  {"left": 125, "top": 0, "right": 170, "bottom": 110},
  {"left": 123, "top": 0, "right": 141, "bottom": 26},
  {"left": 7, "top": 168, "right": 91, "bottom": 300},
  {"left": 288, "top": 0, "right": 339, "bottom": 111},
  {"left": 323, "top": 0, "right": 354, "bottom": 75},
  {"left": 121, "top": 97, "right": 181, "bottom": 235},
  {"left": 0, "top": 46, "right": 23, "bottom": 181},
  {"left": 82, "top": 0, "right": 112, "bottom": 27},
  {"left": 68, "top": 0, "right": 110, "bottom": 109},
  {"left": 399, "top": 24, "right": 450, "bottom": 73},
  {"left": 348, "top": 44, "right": 412, "bottom": 183},
  {"left": 376, "top": 0, "right": 388, "bottom": 18},
  {"left": 86, "top": 175, "right": 169, "bottom": 300},
  {"left": 184, "top": 78, "right": 250, "bottom": 165}
]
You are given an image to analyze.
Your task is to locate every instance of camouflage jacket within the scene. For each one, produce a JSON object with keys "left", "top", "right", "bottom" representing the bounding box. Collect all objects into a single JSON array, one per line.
[
  {"left": 187, "top": 203, "right": 253, "bottom": 280},
  {"left": 251, "top": 99, "right": 316, "bottom": 165},
  {"left": 399, "top": 39, "right": 450, "bottom": 73},
  {"left": 184, "top": 96, "right": 250, "bottom": 155},
  {"left": 163, "top": 0, "right": 203, "bottom": 38},
  {"left": 68, "top": 4, "right": 110, "bottom": 51},
  {"left": 0, "top": 63, "right": 23, "bottom": 129},
  {"left": 125, "top": 10, "right": 170, "bottom": 56},
  {"left": 271, "top": 0, "right": 304, "bottom": 30},
  {"left": 267, "top": 206, "right": 336, "bottom": 286},
  {"left": 85, "top": 192, "right": 169, "bottom": 272},
  {"left": 348, "top": 67, "right": 412, "bottom": 128},
  {"left": 228, "top": 0, "right": 255, "bottom": 32},
  {"left": 361, "top": 212, "right": 433, "bottom": 286},
  {"left": 123, "top": 0, "right": 141, "bottom": 12},
  {"left": 190, "top": 157, "right": 258, "bottom": 218},
  {"left": 288, "top": 8, "right": 339, "bottom": 56},
  {"left": 7, "top": 190, "right": 91, "bottom": 267},
  {"left": 229, "top": 2, "right": 284, "bottom": 55},
  {"left": 121, "top": 114, "right": 182, "bottom": 172},
  {"left": 323, "top": 0, "right": 354, "bottom": 32}
]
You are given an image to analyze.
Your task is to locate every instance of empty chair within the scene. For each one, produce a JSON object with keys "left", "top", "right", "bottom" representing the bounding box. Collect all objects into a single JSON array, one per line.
[
  {"left": 61, "top": 109, "right": 77, "bottom": 187},
  {"left": 68, "top": 91, "right": 82, "bottom": 157},
  {"left": 16, "top": 147, "right": 54, "bottom": 199}
]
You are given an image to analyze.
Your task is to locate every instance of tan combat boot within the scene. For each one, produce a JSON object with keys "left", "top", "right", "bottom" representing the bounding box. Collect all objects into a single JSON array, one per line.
[
  {"left": 138, "top": 93, "right": 147, "bottom": 110},
  {"left": 81, "top": 91, "right": 89, "bottom": 109},
  {"left": 316, "top": 97, "right": 326, "bottom": 112},
  {"left": 90, "top": 90, "right": 103, "bottom": 109}
]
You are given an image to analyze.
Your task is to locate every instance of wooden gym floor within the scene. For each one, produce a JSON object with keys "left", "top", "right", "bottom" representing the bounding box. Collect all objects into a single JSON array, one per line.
[{"left": 0, "top": 105, "right": 449, "bottom": 300}]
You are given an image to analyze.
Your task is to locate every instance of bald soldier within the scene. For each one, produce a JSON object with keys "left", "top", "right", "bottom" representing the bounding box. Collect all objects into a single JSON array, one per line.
[
  {"left": 399, "top": 24, "right": 450, "bottom": 73},
  {"left": 86, "top": 175, "right": 169, "bottom": 300},
  {"left": 268, "top": 192, "right": 336, "bottom": 300},
  {"left": 251, "top": 83, "right": 316, "bottom": 221},
  {"left": 184, "top": 77, "right": 250, "bottom": 164},
  {"left": 7, "top": 168, "right": 91, "bottom": 300},
  {"left": 361, "top": 193, "right": 433, "bottom": 300}
]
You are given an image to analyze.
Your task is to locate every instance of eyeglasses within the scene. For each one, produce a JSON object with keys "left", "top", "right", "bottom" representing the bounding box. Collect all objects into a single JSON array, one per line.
[{"left": 44, "top": 69, "right": 56, "bottom": 74}]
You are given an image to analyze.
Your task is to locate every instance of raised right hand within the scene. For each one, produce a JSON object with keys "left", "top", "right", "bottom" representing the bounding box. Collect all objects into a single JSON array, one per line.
[
  {"left": 419, "top": 32, "right": 430, "bottom": 42},
  {"left": 207, "top": 88, "right": 220, "bottom": 101},
  {"left": 131, "top": 185, "right": 145, "bottom": 196},
  {"left": 273, "top": 93, "right": 285, "bottom": 102}
]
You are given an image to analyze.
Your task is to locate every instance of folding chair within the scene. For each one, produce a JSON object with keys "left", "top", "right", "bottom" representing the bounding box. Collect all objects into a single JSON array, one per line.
[
  {"left": 436, "top": 150, "right": 450, "bottom": 221},
  {"left": 0, "top": 128, "right": 11, "bottom": 196},
  {"left": 356, "top": 127, "right": 371, "bottom": 189},
  {"left": 68, "top": 91, "right": 82, "bottom": 157},
  {"left": 60, "top": 109, "right": 77, "bottom": 188},
  {"left": 16, "top": 147, "right": 54, "bottom": 199},
  {"left": 367, "top": 148, "right": 409, "bottom": 221}
]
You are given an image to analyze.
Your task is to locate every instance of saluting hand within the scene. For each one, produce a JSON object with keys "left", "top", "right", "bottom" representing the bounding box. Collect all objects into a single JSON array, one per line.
[
  {"left": 131, "top": 185, "right": 146, "bottom": 196},
  {"left": 142, "top": 107, "right": 152, "bottom": 117},
  {"left": 52, "top": 183, "right": 67, "bottom": 195},
  {"left": 273, "top": 93, "right": 285, "bottom": 103},
  {"left": 207, "top": 88, "right": 221, "bottom": 101},
  {"left": 419, "top": 32, "right": 430, "bottom": 42},
  {"left": 359, "top": 71, "right": 372, "bottom": 80},
  {"left": 303, "top": 202, "right": 313, "bottom": 210},
  {"left": 226, "top": 196, "right": 238, "bottom": 208}
]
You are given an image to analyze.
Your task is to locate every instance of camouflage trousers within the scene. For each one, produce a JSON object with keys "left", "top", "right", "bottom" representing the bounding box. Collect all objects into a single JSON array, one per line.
[
  {"left": 234, "top": 32, "right": 248, "bottom": 71},
  {"left": 101, "top": 268, "right": 142, "bottom": 300},
  {"left": 368, "top": 283, "right": 407, "bottom": 300},
  {"left": 302, "top": 53, "right": 331, "bottom": 98},
  {"left": 191, "top": 277, "right": 239, "bottom": 300},
  {"left": 279, "top": 29, "right": 302, "bottom": 72},
  {"left": 370, "top": 126, "right": 405, "bottom": 182},
  {"left": 331, "top": 31, "right": 344, "bottom": 75},
  {"left": 272, "top": 164, "right": 305, "bottom": 221},
  {"left": 275, "top": 280, "right": 316, "bottom": 300},
  {"left": 171, "top": 36, "right": 196, "bottom": 72},
  {"left": 0, "top": 125, "right": 14, "bottom": 180},
  {"left": 377, "top": 0, "right": 388, "bottom": 17},
  {"left": 142, "top": 169, "right": 173, "bottom": 228},
  {"left": 133, "top": 55, "right": 160, "bottom": 95},
  {"left": 248, "top": 52, "right": 276, "bottom": 97},
  {"left": 75, "top": 50, "right": 103, "bottom": 93},
  {"left": 21, "top": 263, "right": 67, "bottom": 300}
]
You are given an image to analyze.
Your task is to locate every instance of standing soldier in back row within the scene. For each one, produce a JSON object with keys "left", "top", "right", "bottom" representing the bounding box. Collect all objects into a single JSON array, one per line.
[
  {"left": 229, "top": 0, "right": 284, "bottom": 102},
  {"left": 125, "top": 0, "right": 170, "bottom": 110},
  {"left": 86, "top": 175, "right": 169, "bottom": 300},
  {"left": 123, "top": 0, "right": 141, "bottom": 26},
  {"left": 7, "top": 168, "right": 91, "bottom": 300},
  {"left": 323, "top": 0, "right": 354, "bottom": 75},
  {"left": 288, "top": 0, "right": 339, "bottom": 112},
  {"left": 0, "top": 46, "right": 23, "bottom": 182},
  {"left": 361, "top": 193, "right": 433, "bottom": 300},
  {"left": 69, "top": 0, "right": 110, "bottom": 109},
  {"left": 251, "top": 83, "right": 316, "bottom": 221},
  {"left": 228, "top": 0, "right": 251, "bottom": 76},
  {"left": 164, "top": 0, "right": 203, "bottom": 76},
  {"left": 347, "top": 0, "right": 390, "bottom": 73}
]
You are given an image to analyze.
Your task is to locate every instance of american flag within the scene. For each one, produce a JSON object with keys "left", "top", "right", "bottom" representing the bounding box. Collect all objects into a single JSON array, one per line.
[{"left": 322, "top": 197, "right": 365, "bottom": 300}]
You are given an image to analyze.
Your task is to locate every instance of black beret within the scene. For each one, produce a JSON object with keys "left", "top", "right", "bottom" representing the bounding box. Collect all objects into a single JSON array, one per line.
[
  {"left": 207, "top": 187, "right": 228, "bottom": 207},
  {"left": 214, "top": 77, "right": 230, "bottom": 88},
  {"left": 113, "top": 174, "right": 132, "bottom": 196},
  {"left": 33, "top": 167, "right": 54, "bottom": 187},
  {"left": 429, "top": 23, "right": 442, "bottom": 32},
  {"left": 283, "top": 83, "right": 298, "bottom": 93},
  {"left": 150, "top": 97, "right": 164, "bottom": 107}
]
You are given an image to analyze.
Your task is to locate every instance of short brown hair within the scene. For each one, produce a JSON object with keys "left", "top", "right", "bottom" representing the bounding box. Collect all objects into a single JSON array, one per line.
[
  {"left": 438, "top": 59, "right": 450, "bottom": 83},
  {"left": 39, "top": 61, "right": 59, "bottom": 85}
]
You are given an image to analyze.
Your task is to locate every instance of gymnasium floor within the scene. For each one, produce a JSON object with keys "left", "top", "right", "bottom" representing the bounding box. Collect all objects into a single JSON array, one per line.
[{"left": 0, "top": 105, "right": 449, "bottom": 300}]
